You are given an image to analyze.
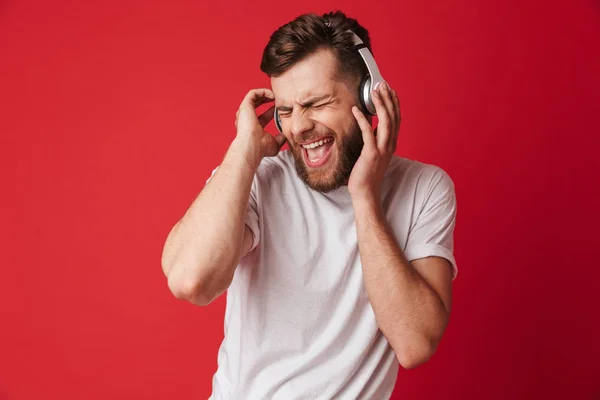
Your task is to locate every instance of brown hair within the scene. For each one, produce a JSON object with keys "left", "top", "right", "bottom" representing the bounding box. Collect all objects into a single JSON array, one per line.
[{"left": 260, "top": 11, "right": 372, "bottom": 87}]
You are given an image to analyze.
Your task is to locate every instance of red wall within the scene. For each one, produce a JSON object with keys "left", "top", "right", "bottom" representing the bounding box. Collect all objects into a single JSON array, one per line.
[{"left": 1, "top": 0, "right": 599, "bottom": 399}]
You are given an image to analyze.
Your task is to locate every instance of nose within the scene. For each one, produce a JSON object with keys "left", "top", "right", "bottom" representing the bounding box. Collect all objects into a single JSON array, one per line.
[{"left": 290, "top": 110, "right": 315, "bottom": 138}]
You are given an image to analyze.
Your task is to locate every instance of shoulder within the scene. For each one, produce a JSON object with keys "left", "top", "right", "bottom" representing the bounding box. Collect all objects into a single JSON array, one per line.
[
  {"left": 255, "top": 149, "right": 294, "bottom": 179},
  {"left": 386, "top": 156, "right": 455, "bottom": 196},
  {"left": 206, "top": 150, "right": 294, "bottom": 184},
  {"left": 253, "top": 149, "right": 296, "bottom": 187},
  {"left": 385, "top": 155, "right": 455, "bottom": 204}
]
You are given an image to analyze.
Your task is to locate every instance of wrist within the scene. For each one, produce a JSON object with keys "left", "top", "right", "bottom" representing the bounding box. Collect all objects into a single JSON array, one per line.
[
  {"left": 229, "top": 137, "right": 263, "bottom": 170},
  {"left": 352, "top": 192, "right": 383, "bottom": 217},
  {"left": 351, "top": 189, "right": 380, "bottom": 208}
]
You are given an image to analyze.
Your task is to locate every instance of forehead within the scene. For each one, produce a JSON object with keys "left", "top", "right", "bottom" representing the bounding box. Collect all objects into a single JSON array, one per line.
[{"left": 271, "top": 48, "right": 341, "bottom": 104}]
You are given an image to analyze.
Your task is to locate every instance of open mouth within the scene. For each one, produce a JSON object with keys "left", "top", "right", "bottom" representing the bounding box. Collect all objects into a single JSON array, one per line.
[{"left": 301, "top": 137, "right": 335, "bottom": 168}]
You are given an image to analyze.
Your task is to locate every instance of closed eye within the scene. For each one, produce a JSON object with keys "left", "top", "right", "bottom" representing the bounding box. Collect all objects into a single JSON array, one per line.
[
  {"left": 312, "top": 102, "right": 331, "bottom": 109},
  {"left": 278, "top": 102, "right": 332, "bottom": 117}
]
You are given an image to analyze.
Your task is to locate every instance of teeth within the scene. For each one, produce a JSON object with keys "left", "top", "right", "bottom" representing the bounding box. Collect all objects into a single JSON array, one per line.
[{"left": 301, "top": 138, "right": 333, "bottom": 149}]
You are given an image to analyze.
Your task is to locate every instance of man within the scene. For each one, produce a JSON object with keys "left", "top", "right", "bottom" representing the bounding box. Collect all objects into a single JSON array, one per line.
[{"left": 161, "top": 11, "right": 458, "bottom": 400}]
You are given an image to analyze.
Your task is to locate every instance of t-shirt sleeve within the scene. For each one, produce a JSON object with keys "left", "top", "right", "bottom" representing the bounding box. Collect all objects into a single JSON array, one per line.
[
  {"left": 206, "top": 166, "right": 260, "bottom": 253},
  {"left": 404, "top": 168, "right": 458, "bottom": 279}
]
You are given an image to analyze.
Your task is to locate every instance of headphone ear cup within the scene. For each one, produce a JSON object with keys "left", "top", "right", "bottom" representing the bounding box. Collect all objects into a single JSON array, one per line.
[
  {"left": 359, "top": 75, "right": 376, "bottom": 115},
  {"left": 274, "top": 108, "right": 283, "bottom": 133}
]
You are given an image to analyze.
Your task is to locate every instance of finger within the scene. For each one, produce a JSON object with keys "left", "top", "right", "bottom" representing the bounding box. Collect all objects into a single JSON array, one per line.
[
  {"left": 352, "top": 106, "right": 376, "bottom": 150},
  {"left": 274, "top": 133, "right": 287, "bottom": 148},
  {"left": 379, "top": 83, "right": 396, "bottom": 128},
  {"left": 372, "top": 86, "right": 391, "bottom": 151},
  {"left": 243, "top": 88, "right": 275, "bottom": 109},
  {"left": 391, "top": 89, "right": 401, "bottom": 147},
  {"left": 391, "top": 89, "right": 400, "bottom": 120},
  {"left": 258, "top": 105, "right": 275, "bottom": 128}
]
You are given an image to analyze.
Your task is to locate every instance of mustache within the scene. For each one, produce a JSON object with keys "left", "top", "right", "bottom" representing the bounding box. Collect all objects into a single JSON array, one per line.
[{"left": 291, "top": 130, "right": 337, "bottom": 145}]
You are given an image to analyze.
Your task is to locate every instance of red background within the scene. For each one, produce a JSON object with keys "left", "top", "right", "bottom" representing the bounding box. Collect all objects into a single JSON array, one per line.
[{"left": 1, "top": 0, "right": 599, "bottom": 399}]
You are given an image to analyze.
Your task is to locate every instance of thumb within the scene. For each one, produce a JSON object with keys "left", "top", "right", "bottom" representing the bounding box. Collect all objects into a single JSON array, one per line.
[{"left": 274, "top": 133, "right": 287, "bottom": 148}]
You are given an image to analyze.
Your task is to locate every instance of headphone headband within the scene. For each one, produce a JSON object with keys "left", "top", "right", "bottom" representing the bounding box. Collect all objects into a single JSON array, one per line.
[{"left": 345, "top": 30, "right": 386, "bottom": 114}]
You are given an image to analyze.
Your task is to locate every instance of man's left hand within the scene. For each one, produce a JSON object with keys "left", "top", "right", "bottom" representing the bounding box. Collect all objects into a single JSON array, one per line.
[{"left": 349, "top": 82, "right": 401, "bottom": 203}]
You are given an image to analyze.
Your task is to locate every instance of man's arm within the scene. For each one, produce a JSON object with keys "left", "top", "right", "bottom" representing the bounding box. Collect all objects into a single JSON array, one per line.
[
  {"left": 353, "top": 197, "right": 453, "bottom": 369},
  {"left": 161, "top": 88, "right": 285, "bottom": 306},
  {"left": 162, "top": 214, "right": 254, "bottom": 279},
  {"left": 161, "top": 142, "right": 260, "bottom": 306},
  {"left": 349, "top": 82, "right": 455, "bottom": 369}
]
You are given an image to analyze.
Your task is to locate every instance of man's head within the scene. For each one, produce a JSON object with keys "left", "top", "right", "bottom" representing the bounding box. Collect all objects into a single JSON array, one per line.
[{"left": 260, "top": 11, "right": 373, "bottom": 192}]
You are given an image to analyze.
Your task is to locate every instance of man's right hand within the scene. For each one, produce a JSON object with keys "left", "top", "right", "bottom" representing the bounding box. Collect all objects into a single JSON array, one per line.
[{"left": 234, "top": 89, "right": 287, "bottom": 166}]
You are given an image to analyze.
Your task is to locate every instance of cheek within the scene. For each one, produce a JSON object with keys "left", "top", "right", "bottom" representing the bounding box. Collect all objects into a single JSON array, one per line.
[
  {"left": 326, "top": 109, "right": 355, "bottom": 130},
  {"left": 331, "top": 117, "right": 359, "bottom": 143}
]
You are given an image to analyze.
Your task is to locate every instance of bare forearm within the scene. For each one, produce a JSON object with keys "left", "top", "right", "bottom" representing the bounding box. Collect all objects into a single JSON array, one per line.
[
  {"left": 162, "top": 139, "right": 261, "bottom": 305},
  {"left": 353, "top": 196, "right": 449, "bottom": 368}
]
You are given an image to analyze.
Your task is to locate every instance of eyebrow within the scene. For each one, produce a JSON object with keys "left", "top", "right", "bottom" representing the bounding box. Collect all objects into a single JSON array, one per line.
[{"left": 277, "top": 95, "right": 332, "bottom": 112}]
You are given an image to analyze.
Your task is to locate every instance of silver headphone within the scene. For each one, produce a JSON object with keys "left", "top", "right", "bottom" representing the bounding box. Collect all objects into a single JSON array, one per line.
[{"left": 273, "top": 29, "right": 386, "bottom": 133}]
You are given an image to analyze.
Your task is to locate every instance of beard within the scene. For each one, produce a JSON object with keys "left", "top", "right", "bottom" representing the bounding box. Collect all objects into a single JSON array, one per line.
[{"left": 290, "top": 120, "right": 364, "bottom": 193}]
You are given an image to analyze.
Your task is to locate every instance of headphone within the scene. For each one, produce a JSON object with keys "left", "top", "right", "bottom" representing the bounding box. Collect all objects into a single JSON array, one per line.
[{"left": 273, "top": 29, "right": 386, "bottom": 133}]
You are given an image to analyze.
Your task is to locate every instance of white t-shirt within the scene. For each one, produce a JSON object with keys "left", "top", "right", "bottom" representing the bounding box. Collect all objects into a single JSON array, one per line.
[{"left": 209, "top": 149, "right": 457, "bottom": 400}]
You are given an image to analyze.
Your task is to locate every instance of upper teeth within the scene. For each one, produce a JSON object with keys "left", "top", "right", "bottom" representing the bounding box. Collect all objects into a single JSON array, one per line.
[{"left": 301, "top": 138, "right": 333, "bottom": 149}]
